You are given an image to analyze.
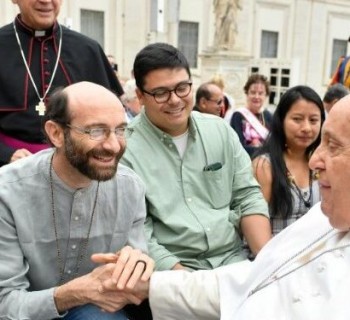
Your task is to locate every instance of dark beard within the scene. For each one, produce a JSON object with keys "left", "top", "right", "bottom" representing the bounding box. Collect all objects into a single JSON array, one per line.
[{"left": 64, "top": 132, "right": 125, "bottom": 181}]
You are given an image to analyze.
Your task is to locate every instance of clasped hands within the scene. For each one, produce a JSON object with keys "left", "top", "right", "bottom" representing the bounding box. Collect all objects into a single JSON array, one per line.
[{"left": 90, "top": 246, "right": 153, "bottom": 309}]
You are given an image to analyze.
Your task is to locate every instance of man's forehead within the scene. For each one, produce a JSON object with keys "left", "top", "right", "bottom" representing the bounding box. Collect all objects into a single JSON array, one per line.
[
  {"left": 323, "top": 101, "right": 350, "bottom": 139},
  {"left": 143, "top": 68, "right": 189, "bottom": 85}
]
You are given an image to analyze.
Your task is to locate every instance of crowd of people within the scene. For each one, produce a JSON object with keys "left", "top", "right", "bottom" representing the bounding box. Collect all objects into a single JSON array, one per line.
[{"left": 1, "top": 1, "right": 349, "bottom": 320}]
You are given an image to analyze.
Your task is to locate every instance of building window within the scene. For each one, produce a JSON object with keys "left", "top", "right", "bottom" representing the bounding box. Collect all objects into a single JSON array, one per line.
[
  {"left": 330, "top": 39, "right": 347, "bottom": 77},
  {"left": 81, "top": 9, "right": 105, "bottom": 49},
  {"left": 260, "top": 30, "right": 278, "bottom": 58},
  {"left": 178, "top": 21, "right": 199, "bottom": 68}
]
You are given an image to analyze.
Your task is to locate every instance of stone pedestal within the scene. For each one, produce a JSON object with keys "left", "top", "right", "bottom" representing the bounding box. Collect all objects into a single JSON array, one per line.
[{"left": 199, "top": 50, "right": 252, "bottom": 107}]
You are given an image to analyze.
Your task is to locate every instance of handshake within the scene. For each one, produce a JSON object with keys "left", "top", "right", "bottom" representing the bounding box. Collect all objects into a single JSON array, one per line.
[{"left": 54, "top": 246, "right": 154, "bottom": 314}]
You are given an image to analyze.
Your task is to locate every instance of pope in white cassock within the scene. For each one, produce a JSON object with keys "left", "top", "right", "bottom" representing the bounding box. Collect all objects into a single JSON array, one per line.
[{"left": 100, "top": 94, "right": 350, "bottom": 319}]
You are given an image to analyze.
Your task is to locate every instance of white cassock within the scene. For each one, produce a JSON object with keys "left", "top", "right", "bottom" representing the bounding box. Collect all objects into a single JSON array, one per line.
[{"left": 149, "top": 203, "right": 350, "bottom": 319}]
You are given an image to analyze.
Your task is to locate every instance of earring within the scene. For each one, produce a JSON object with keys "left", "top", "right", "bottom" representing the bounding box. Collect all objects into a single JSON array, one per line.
[{"left": 313, "top": 171, "right": 320, "bottom": 180}]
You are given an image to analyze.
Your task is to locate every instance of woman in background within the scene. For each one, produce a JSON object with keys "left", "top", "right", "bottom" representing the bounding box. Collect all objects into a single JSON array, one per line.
[
  {"left": 230, "top": 74, "right": 272, "bottom": 157},
  {"left": 252, "top": 85, "right": 325, "bottom": 236}
]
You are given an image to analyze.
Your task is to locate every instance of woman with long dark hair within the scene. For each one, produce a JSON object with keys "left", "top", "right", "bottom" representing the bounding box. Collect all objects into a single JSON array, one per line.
[{"left": 252, "top": 85, "right": 326, "bottom": 235}]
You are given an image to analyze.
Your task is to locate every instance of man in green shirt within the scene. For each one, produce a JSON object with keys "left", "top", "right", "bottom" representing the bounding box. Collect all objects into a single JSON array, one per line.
[{"left": 121, "top": 43, "right": 271, "bottom": 271}]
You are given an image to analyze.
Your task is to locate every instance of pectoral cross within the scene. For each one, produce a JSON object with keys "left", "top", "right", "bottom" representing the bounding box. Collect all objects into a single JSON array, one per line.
[{"left": 35, "top": 100, "right": 46, "bottom": 116}]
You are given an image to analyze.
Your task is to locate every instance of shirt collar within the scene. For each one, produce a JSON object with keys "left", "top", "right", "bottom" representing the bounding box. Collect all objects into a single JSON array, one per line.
[
  {"left": 134, "top": 108, "right": 197, "bottom": 141},
  {"left": 15, "top": 14, "right": 58, "bottom": 37}
]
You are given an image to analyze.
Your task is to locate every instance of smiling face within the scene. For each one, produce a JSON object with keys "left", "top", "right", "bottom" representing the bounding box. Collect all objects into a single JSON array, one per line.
[
  {"left": 61, "top": 82, "right": 127, "bottom": 183},
  {"left": 136, "top": 68, "right": 193, "bottom": 136},
  {"left": 309, "top": 96, "right": 350, "bottom": 230},
  {"left": 246, "top": 82, "right": 267, "bottom": 114},
  {"left": 12, "top": 0, "right": 62, "bottom": 30},
  {"left": 283, "top": 99, "right": 322, "bottom": 152}
]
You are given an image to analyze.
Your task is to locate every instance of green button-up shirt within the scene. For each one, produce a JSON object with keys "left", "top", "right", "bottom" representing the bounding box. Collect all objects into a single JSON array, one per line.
[{"left": 122, "top": 110, "right": 268, "bottom": 270}]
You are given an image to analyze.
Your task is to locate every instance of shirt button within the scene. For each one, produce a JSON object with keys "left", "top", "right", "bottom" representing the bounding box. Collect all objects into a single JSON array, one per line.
[
  {"left": 187, "top": 198, "right": 192, "bottom": 202},
  {"left": 206, "top": 227, "right": 211, "bottom": 232},
  {"left": 44, "top": 46, "right": 48, "bottom": 51},
  {"left": 74, "top": 216, "right": 79, "bottom": 221},
  {"left": 44, "top": 71, "right": 50, "bottom": 77},
  {"left": 44, "top": 58, "right": 49, "bottom": 64},
  {"left": 67, "top": 270, "right": 72, "bottom": 274},
  {"left": 168, "top": 144, "right": 173, "bottom": 148},
  {"left": 71, "top": 244, "right": 77, "bottom": 250}
]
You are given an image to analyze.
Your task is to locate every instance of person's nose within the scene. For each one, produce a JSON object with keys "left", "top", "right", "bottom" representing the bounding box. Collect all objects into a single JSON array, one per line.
[
  {"left": 167, "top": 91, "right": 182, "bottom": 105},
  {"left": 309, "top": 145, "right": 324, "bottom": 172},
  {"left": 302, "top": 120, "right": 312, "bottom": 132},
  {"left": 101, "top": 131, "right": 123, "bottom": 152}
]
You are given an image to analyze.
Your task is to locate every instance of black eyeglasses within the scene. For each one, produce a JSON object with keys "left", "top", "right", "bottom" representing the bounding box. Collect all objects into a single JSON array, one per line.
[
  {"left": 206, "top": 98, "right": 224, "bottom": 106},
  {"left": 142, "top": 81, "right": 192, "bottom": 103},
  {"left": 66, "top": 124, "right": 126, "bottom": 141}
]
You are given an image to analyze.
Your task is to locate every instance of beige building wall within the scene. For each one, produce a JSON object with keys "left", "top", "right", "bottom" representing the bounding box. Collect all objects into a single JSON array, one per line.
[{"left": 2, "top": 0, "right": 350, "bottom": 100}]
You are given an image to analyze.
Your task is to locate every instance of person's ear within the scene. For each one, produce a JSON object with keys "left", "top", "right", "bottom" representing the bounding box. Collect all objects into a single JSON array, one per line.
[
  {"left": 45, "top": 120, "right": 65, "bottom": 148},
  {"left": 199, "top": 97, "right": 207, "bottom": 110},
  {"left": 136, "top": 87, "right": 145, "bottom": 106}
]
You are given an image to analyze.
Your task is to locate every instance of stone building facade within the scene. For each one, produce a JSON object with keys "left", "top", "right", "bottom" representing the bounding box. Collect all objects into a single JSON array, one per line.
[{"left": 1, "top": 0, "right": 350, "bottom": 105}]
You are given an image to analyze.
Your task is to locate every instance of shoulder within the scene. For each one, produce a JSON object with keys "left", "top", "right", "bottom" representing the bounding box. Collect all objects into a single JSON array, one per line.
[
  {"left": 0, "top": 150, "right": 51, "bottom": 188},
  {"left": 0, "top": 23, "right": 14, "bottom": 38},
  {"left": 192, "top": 111, "right": 240, "bottom": 140},
  {"left": 252, "top": 154, "right": 270, "bottom": 168},
  {"left": 252, "top": 155, "right": 272, "bottom": 180},
  {"left": 62, "top": 26, "right": 102, "bottom": 49},
  {"left": 191, "top": 111, "right": 231, "bottom": 129},
  {"left": 115, "top": 163, "right": 145, "bottom": 189},
  {"left": 230, "top": 110, "right": 244, "bottom": 123}
]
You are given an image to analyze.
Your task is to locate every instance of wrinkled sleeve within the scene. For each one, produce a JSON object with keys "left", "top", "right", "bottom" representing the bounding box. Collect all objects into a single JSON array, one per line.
[
  {"left": 144, "top": 214, "right": 180, "bottom": 270},
  {"left": 125, "top": 174, "right": 148, "bottom": 253},
  {"left": 149, "top": 269, "right": 221, "bottom": 320},
  {"left": 229, "top": 127, "right": 269, "bottom": 223},
  {"left": 0, "top": 201, "right": 62, "bottom": 320}
]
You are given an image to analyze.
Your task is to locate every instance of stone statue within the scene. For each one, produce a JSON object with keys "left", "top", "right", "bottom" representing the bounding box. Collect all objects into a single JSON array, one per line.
[{"left": 213, "top": 0, "right": 242, "bottom": 51}]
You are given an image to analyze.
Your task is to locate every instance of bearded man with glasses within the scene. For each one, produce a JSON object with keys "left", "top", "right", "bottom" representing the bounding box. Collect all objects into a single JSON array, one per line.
[
  {"left": 0, "top": 81, "right": 153, "bottom": 320},
  {"left": 117, "top": 43, "right": 271, "bottom": 273}
]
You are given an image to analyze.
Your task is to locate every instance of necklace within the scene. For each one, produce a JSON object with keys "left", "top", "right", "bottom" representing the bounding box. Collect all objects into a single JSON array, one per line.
[
  {"left": 49, "top": 153, "right": 99, "bottom": 284},
  {"left": 249, "top": 227, "right": 336, "bottom": 296},
  {"left": 13, "top": 21, "right": 63, "bottom": 116},
  {"left": 287, "top": 169, "right": 313, "bottom": 208}
]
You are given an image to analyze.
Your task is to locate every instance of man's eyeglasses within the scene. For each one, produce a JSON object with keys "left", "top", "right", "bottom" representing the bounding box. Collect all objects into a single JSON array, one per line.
[
  {"left": 142, "top": 81, "right": 192, "bottom": 103},
  {"left": 206, "top": 98, "right": 224, "bottom": 106},
  {"left": 66, "top": 124, "right": 126, "bottom": 141}
]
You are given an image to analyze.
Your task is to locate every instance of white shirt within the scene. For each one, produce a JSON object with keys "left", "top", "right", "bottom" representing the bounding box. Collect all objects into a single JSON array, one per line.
[{"left": 149, "top": 203, "right": 350, "bottom": 319}]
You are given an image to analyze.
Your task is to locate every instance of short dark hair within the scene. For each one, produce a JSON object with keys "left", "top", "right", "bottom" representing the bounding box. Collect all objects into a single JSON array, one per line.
[
  {"left": 133, "top": 43, "right": 191, "bottom": 90},
  {"left": 243, "top": 73, "right": 270, "bottom": 95},
  {"left": 323, "top": 83, "right": 349, "bottom": 103},
  {"left": 42, "top": 87, "right": 71, "bottom": 145},
  {"left": 195, "top": 83, "right": 213, "bottom": 105}
]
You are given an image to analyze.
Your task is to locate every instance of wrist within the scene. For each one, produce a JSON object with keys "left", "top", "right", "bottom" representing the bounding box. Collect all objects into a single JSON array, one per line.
[{"left": 54, "top": 279, "right": 85, "bottom": 312}]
